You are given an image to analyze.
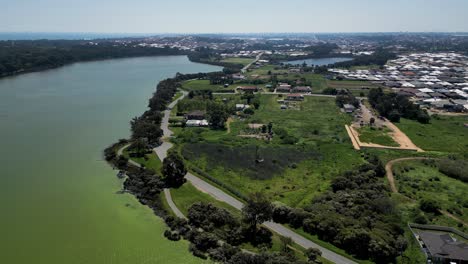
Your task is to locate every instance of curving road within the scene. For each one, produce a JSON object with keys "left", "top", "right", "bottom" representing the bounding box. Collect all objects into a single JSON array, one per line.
[{"left": 152, "top": 90, "right": 357, "bottom": 264}]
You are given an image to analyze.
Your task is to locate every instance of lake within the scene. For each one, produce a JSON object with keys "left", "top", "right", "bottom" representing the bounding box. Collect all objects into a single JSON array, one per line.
[
  {"left": 287, "top": 57, "right": 353, "bottom": 66},
  {"left": 0, "top": 56, "right": 220, "bottom": 264}
]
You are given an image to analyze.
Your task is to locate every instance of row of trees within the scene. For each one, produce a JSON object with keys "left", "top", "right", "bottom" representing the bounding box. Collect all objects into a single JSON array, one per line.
[
  {"left": 368, "top": 88, "right": 430, "bottom": 123},
  {"left": 163, "top": 192, "right": 322, "bottom": 263},
  {"left": 333, "top": 48, "right": 396, "bottom": 68},
  {"left": 0, "top": 40, "right": 185, "bottom": 77}
]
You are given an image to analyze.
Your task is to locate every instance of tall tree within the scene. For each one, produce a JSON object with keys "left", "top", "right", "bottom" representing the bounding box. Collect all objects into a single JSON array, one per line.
[
  {"left": 242, "top": 192, "right": 273, "bottom": 228},
  {"left": 162, "top": 152, "right": 187, "bottom": 187}
]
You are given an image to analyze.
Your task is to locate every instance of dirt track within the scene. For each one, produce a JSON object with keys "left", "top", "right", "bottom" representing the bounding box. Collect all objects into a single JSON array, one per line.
[
  {"left": 347, "top": 103, "right": 423, "bottom": 152},
  {"left": 385, "top": 157, "right": 467, "bottom": 227},
  {"left": 385, "top": 157, "right": 432, "bottom": 193}
]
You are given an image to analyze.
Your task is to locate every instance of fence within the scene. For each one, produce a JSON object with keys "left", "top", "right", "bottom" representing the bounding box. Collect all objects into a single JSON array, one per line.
[{"left": 408, "top": 223, "right": 468, "bottom": 240}]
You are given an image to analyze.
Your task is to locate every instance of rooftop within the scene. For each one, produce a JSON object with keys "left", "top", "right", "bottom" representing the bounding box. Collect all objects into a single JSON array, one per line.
[{"left": 419, "top": 231, "right": 468, "bottom": 261}]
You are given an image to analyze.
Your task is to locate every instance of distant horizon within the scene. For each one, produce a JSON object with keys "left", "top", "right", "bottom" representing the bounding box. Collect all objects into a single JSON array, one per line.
[{"left": 1, "top": 31, "right": 468, "bottom": 41}]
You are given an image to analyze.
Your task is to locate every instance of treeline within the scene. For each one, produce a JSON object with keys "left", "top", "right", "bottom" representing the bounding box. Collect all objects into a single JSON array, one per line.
[
  {"left": 303, "top": 43, "right": 340, "bottom": 57},
  {"left": 164, "top": 196, "right": 321, "bottom": 263},
  {"left": 368, "top": 88, "right": 430, "bottom": 123},
  {"left": 333, "top": 48, "right": 396, "bottom": 68},
  {"left": 187, "top": 47, "right": 244, "bottom": 73},
  {"left": 131, "top": 72, "right": 226, "bottom": 145},
  {"left": 272, "top": 154, "right": 407, "bottom": 263},
  {"left": 0, "top": 40, "right": 185, "bottom": 77}
]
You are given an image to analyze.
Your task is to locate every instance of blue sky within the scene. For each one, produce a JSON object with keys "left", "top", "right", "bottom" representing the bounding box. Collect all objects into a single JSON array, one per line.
[{"left": 2, "top": 0, "right": 468, "bottom": 33}]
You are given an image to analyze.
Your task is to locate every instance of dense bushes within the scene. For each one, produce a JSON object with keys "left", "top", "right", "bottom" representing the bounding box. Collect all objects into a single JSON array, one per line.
[
  {"left": 182, "top": 143, "right": 320, "bottom": 180},
  {"left": 272, "top": 155, "right": 405, "bottom": 263},
  {"left": 368, "top": 88, "right": 430, "bottom": 123},
  {"left": 437, "top": 158, "right": 468, "bottom": 183}
]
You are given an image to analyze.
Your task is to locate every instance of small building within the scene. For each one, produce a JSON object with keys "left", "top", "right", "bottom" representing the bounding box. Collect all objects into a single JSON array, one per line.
[
  {"left": 286, "top": 94, "right": 304, "bottom": 101},
  {"left": 232, "top": 73, "right": 246, "bottom": 80},
  {"left": 343, "top": 104, "right": 356, "bottom": 113},
  {"left": 418, "top": 231, "right": 468, "bottom": 264},
  {"left": 276, "top": 86, "right": 291, "bottom": 93},
  {"left": 186, "top": 119, "right": 209, "bottom": 127},
  {"left": 236, "top": 104, "right": 249, "bottom": 111},
  {"left": 185, "top": 110, "right": 206, "bottom": 120},
  {"left": 237, "top": 86, "right": 258, "bottom": 92},
  {"left": 292, "top": 86, "right": 312, "bottom": 93}
]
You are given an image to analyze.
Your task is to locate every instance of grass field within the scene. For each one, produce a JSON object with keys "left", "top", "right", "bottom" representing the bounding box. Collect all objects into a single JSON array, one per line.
[
  {"left": 181, "top": 79, "right": 226, "bottom": 92},
  {"left": 357, "top": 126, "right": 399, "bottom": 147},
  {"left": 392, "top": 160, "right": 468, "bottom": 231},
  {"left": 170, "top": 181, "right": 240, "bottom": 217},
  {"left": 221, "top": 57, "right": 254, "bottom": 66},
  {"left": 123, "top": 149, "right": 162, "bottom": 174},
  {"left": 175, "top": 95, "right": 365, "bottom": 207},
  {"left": 396, "top": 115, "right": 468, "bottom": 154}
]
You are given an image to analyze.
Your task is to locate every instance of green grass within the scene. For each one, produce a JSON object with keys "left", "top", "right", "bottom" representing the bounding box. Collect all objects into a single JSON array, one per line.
[
  {"left": 174, "top": 95, "right": 365, "bottom": 207},
  {"left": 123, "top": 149, "right": 162, "bottom": 174},
  {"left": 170, "top": 181, "right": 240, "bottom": 217},
  {"left": 396, "top": 115, "right": 468, "bottom": 154},
  {"left": 393, "top": 160, "right": 468, "bottom": 226},
  {"left": 357, "top": 126, "right": 399, "bottom": 147},
  {"left": 181, "top": 79, "right": 224, "bottom": 92},
  {"left": 221, "top": 57, "right": 254, "bottom": 66}
]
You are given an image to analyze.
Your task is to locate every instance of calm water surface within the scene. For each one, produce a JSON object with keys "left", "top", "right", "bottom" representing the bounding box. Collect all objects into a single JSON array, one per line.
[
  {"left": 0, "top": 56, "right": 220, "bottom": 264},
  {"left": 287, "top": 57, "right": 352, "bottom": 66}
]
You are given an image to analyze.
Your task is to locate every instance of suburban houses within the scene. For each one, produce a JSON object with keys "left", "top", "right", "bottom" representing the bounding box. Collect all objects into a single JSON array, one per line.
[{"left": 329, "top": 52, "right": 468, "bottom": 113}]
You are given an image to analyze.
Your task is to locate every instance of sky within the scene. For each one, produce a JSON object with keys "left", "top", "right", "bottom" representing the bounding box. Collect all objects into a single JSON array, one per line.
[{"left": 2, "top": 0, "right": 468, "bottom": 33}]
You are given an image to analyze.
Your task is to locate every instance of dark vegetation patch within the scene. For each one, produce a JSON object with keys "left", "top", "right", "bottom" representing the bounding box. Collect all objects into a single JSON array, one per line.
[
  {"left": 436, "top": 158, "right": 468, "bottom": 183},
  {"left": 272, "top": 154, "right": 406, "bottom": 263},
  {"left": 182, "top": 143, "right": 321, "bottom": 180},
  {"left": 368, "top": 87, "right": 430, "bottom": 123}
]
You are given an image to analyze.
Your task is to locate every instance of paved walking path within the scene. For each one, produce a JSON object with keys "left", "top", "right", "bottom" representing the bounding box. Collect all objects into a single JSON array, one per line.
[
  {"left": 163, "top": 189, "right": 187, "bottom": 219},
  {"left": 151, "top": 90, "right": 357, "bottom": 264}
]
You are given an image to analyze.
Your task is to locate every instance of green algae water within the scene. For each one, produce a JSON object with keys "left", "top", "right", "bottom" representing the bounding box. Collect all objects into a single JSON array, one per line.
[{"left": 0, "top": 56, "right": 221, "bottom": 264}]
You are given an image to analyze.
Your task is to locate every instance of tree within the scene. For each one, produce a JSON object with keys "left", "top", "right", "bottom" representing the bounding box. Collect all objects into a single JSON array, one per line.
[
  {"left": 305, "top": 248, "right": 321, "bottom": 262},
  {"left": 420, "top": 198, "right": 441, "bottom": 214},
  {"left": 280, "top": 236, "right": 293, "bottom": 254},
  {"left": 207, "top": 101, "right": 229, "bottom": 129},
  {"left": 267, "top": 122, "right": 273, "bottom": 134},
  {"left": 129, "top": 138, "right": 149, "bottom": 157},
  {"left": 242, "top": 192, "right": 273, "bottom": 228},
  {"left": 388, "top": 110, "right": 401, "bottom": 122},
  {"left": 162, "top": 152, "right": 187, "bottom": 187}
]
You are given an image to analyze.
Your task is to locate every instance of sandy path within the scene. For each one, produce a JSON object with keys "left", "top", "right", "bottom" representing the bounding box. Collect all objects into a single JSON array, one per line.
[{"left": 385, "top": 157, "right": 467, "bottom": 227}]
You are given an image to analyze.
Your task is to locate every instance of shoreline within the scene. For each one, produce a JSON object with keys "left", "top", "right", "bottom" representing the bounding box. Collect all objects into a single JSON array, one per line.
[{"left": 0, "top": 53, "right": 189, "bottom": 80}]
